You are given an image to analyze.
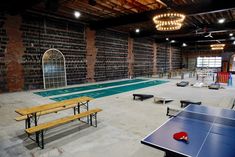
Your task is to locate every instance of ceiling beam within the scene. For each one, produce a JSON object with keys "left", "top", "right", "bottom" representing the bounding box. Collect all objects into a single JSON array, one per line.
[
  {"left": 181, "top": 44, "right": 235, "bottom": 51},
  {"left": 130, "top": 21, "right": 235, "bottom": 38},
  {"left": 160, "top": 0, "right": 177, "bottom": 8},
  {"left": 0, "top": 0, "right": 41, "bottom": 15},
  {"left": 89, "top": 0, "right": 235, "bottom": 29},
  {"left": 154, "top": 32, "right": 235, "bottom": 44},
  {"left": 126, "top": 0, "right": 150, "bottom": 11}
]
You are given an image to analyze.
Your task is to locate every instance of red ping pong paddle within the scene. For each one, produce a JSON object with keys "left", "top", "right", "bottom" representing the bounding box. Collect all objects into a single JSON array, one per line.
[{"left": 173, "top": 132, "right": 189, "bottom": 143}]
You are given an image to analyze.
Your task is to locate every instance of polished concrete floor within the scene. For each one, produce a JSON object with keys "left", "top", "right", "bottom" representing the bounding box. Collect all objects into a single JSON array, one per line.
[{"left": 0, "top": 76, "right": 234, "bottom": 157}]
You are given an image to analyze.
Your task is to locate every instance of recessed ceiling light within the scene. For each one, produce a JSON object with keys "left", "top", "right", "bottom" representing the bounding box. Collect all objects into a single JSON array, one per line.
[
  {"left": 74, "top": 11, "right": 81, "bottom": 18},
  {"left": 231, "top": 37, "right": 235, "bottom": 40},
  {"left": 135, "top": 28, "right": 140, "bottom": 33},
  {"left": 170, "top": 40, "right": 176, "bottom": 43},
  {"left": 233, "top": 41, "right": 235, "bottom": 45},
  {"left": 218, "top": 18, "right": 225, "bottom": 24},
  {"left": 229, "top": 33, "right": 233, "bottom": 37},
  {"left": 182, "top": 43, "right": 187, "bottom": 47},
  {"left": 166, "top": 38, "right": 169, "bottom": 41}
]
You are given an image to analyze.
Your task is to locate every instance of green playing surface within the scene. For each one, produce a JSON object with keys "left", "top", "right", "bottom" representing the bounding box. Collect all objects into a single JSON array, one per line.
[{"left": 51, "top": 80, "right": 168, "bottom": 101}]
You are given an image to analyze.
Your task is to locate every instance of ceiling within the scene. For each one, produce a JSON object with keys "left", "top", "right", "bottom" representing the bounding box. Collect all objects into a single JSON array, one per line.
[{"left": 1, "top": 0, "right": 235, "bottom": 49}]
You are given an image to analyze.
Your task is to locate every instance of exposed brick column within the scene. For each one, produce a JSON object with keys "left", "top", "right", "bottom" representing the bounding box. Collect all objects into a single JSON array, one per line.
[
  {"left": 4, "top": 15, "right": 25, "bottom": 92},
  {"left": 127, "top": 37, "right": 134, "bottom": 78},
  {"left": 153, "top": 42, "right": 157, "bottom": 75},
  {"left": 86, "top": 27, "right": 97, "bottom": 82}
]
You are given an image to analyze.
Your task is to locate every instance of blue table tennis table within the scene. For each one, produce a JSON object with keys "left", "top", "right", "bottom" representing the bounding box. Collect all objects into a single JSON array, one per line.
[{"left": 141, "top": 104, "right": 235, "bottom": 157}]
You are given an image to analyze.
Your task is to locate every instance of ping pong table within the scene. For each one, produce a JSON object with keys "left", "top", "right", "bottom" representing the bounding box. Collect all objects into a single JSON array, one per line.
[{"left": 141, "top": 104, "right": 235, "bottom": 157}]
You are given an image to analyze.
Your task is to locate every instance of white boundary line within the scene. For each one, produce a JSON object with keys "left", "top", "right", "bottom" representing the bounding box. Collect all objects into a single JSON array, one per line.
[{"left": 195, "top": 118, "right": 215, "bottom": 157}]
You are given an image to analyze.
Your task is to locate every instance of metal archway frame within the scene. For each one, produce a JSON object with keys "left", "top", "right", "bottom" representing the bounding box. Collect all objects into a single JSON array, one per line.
[{"left": 42, "top": 48, "right": 67, "bottom": 89}]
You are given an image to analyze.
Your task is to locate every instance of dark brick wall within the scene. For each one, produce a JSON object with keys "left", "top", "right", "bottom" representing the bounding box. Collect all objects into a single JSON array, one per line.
[
  {"left": 0, "top": 13, "right": 7, "bottom": 92},
  {"left": 95, "top": 30, "right": 128, "bottom": 81},
  {"left": 171, "top": 47, "right": 182, "bottom": 70},
  {"left": 0, "top": 12, "right": 183, "bottom": 93},
  {"left": 156, "top": 44, "right": 169, "bottom": 72},
  {"left": 133, "top": 38, "right": 153, "bottom": 77},
  {"left": 21, "top": 14, "right": 86, "bottom": 90}
]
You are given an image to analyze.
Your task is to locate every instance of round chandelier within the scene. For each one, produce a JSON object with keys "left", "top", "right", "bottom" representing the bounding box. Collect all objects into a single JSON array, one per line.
[{"left": 153, "top": 12, "right": 185, "bottom": 31}]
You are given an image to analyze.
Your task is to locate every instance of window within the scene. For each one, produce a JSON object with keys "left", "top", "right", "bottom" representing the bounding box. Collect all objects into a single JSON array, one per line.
[{"left": 197, "top": 57, "right": 222, "bottom": 68}]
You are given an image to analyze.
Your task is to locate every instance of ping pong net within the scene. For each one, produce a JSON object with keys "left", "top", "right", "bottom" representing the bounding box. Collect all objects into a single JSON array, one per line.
[{"left": 166, "top": 107, "right": 235, "bottom": 127}]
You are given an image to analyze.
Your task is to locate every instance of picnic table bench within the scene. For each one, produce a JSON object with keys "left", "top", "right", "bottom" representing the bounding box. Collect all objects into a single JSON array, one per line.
[
  {"left": 25, "top": 108, "right": 102, "bottom": 149},
  {"left": 15, "top": 96, "right": 93, "bottom": 128},
  {"left": 15, "top": 96, "right": 102, "bottom": 149}
]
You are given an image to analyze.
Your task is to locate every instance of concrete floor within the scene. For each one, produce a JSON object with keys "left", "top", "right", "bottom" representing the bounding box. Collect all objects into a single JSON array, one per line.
[{"left": 0, "top": 76, "right": 235, "bottom": 157}]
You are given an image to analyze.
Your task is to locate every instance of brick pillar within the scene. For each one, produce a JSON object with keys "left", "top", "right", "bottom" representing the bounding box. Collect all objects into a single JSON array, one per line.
[
  {"left": 4, "top": 15, "right": 25, "bottom": 92},
  {"left": 153, "top": 42, "right": 157, "bottom": 75},
  {"left": 86, "top": 27, "right": 97, "bottom": 82},
  {"left": 128, "top": 37, "right": 134, "bottom": 78}
]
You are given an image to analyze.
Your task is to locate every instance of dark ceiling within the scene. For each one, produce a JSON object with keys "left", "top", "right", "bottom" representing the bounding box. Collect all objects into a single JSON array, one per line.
[{"left": 1, "top": 0, "right": 235, "bottom": 49}]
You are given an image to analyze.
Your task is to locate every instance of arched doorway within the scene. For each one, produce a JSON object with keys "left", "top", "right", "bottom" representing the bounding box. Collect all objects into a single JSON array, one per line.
[
  {"left": 42, "top": 48, "right": 67, "bottom": 89},
  {"left": 229, "top": 54, "right": 235, "bottom": 72}
]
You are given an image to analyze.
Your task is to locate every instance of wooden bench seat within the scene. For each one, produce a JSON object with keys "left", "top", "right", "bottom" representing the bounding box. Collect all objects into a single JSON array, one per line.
[
  {"left": 15, "top": 103, "right": 78, "bottom": 121},
  {"left": 26, "top": 108, "right": 102, "bottom": 149}
]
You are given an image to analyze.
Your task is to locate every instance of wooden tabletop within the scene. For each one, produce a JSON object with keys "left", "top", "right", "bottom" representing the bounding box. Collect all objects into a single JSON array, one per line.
[{"left": 15, "top": 96, "right": 93, "bottom": 116}]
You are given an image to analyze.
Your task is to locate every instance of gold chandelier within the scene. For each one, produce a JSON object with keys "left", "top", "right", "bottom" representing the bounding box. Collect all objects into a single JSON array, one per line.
[
  {"left": 153, "top": 12, "right": 185, "bottom": 31},
  {"left": 210, "top": 44, "right": 225, "bottom": 50}
]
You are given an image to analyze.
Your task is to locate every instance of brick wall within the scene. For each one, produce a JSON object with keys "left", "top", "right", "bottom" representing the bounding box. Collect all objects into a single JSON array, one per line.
[
  {"left": 171, "top": 47, "right": 182, "bottom": 70},
  {"left": 21, "top": 13, "right": 86, "bottom": 89},
  {"left": 95, "top": 30, "right": 128, "bottom": 81},
  {"left": 156, "top": 44, "right": 169, "bottom": 72},
  {"left": 133, "top": 38, "right": 153, "bottom": 77},
  {"left": 4, "top": 15, "right": 25, "bottom": 92},
  {"left": 86, "top": 28, "right": 97, "bottom": 82},
  {"left": 0, "top": 12, "right": 183, "bottom": 93},
  {"left": 127, "top": 37, "right": 134, "bottom": 78},
  {"left": 0, "top": 13, "right": 8, "bottom": 92}
]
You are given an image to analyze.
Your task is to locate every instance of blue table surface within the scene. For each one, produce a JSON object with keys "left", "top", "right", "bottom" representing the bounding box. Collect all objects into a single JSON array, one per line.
[{"left": 141, "top": 105, "right": 235, "bottom": 157}]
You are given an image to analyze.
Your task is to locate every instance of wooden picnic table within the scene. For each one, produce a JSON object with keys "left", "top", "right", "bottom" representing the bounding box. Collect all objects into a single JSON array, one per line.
[{"left": 15, "top": 96, "right": 93, "bottom": 128}]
